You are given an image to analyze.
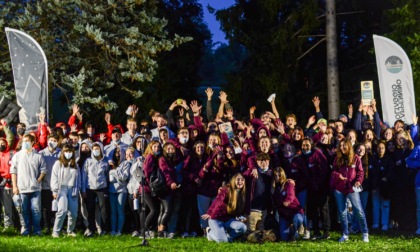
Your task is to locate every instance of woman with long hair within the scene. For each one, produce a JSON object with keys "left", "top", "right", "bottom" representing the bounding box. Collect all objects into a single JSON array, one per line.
[
  {"left": 50, "top": 144, "right": 84, "bottom": 238},
  {"left": 272, "top": 168, "right": 305, "bottom": 241},
  {"left": 180, "top": 141, "right": 207, "bottom": 237},
  {"left": 201, "top": 173, "right": 247, "bottom": 243},
  {"left": 141, "top": 140, "right": 162, "bottom": 238},
  {"left": 331, "top": 139, "right": 369, "bottom": 243}
]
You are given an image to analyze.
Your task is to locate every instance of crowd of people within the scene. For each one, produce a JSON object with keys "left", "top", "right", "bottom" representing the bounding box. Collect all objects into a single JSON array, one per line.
[{"left": 0, "top": 87, "right": 420, "bottom": 244}]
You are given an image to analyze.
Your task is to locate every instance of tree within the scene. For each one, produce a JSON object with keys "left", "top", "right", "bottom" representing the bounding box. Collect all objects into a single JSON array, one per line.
[
  {"left": 214, "top": 0, "right": 321, "bottom": 116},
  {"left": 387, "top": 0, "right": 420, "bottom": 108},
  {"left": 0, "top": 0, "right": 191, "bottom": 116}
]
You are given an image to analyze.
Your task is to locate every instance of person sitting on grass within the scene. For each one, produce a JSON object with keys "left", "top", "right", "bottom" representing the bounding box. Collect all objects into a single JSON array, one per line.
[
  {"left": 201, "top": 173, "right": 247, "bottom": 243},
  {"left": 272, "top": 168, "right": 305, "bottom": 241}
]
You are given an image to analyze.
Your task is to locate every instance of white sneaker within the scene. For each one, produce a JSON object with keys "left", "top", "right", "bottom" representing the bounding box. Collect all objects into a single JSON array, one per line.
[
  {"left": 362, "top": 233, "right": 369, "bottom": 243},
  {"left": 338, "top": 234, "right": 349, "bottom": 242},
  {"left": 132, "top": 231, "right": 140, "bottom": 237},
  {"left": 415, "top": 228, "right": 420, "bottom": 235},
  {"left": 52, "top": 233, "right": 60, "bottom": 238},
  {"left": 302, "top": 230, "right": 310, "bottom": 240},
  {"left": 167, "top": 232, "right": 175, "bottom": 239},
  {"left": 67, "top": 231, "right": 77, "bottom": 237},
  {"left": 382, "top": 225, "right": 388, "bottom": 231}
]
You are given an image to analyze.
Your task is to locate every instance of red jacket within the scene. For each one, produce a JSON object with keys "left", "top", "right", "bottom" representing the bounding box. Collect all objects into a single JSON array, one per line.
[
  {"left": 207, "top": 187, "right": 232, "bottom": 222},
  {"left": 330, "top": 155, "right": 364, "bottom": 194},
  {"left": 272, "top": 180, "right": 304, "bottom": 219},
  {"left": 0, "top": 137, "right": 12, "bottom": 189}
]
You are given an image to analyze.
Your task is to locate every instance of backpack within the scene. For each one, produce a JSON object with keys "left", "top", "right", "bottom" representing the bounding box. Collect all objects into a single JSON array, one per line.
[
  {"left": 246, "top": 229, "right": 277, "bottom": 243},
  {"left": 149, "top": 163, "right": 167, "bottom": 197}
]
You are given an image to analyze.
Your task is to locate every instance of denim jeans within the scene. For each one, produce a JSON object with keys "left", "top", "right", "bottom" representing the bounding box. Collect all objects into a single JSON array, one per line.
[
  {"left": 109, "top": 192, "right": 127, "bottom": 233},
  {"left": 371, "top": 190, "right": 390, "bottom": 227},
  {"left": 297, "top": 190, "right": 307, "bottom": 208},
  {"left": 278, "top": 213, "right": 304, "bottom": 241},
  {"left": 208, "top": 218, "right": 247, "bottom": 242},
  {"left": 53, "top": 186, "right": 79, "bottom": 234},
  {"left": 416, "top": 187, "right": 420, "bottom": 230},
  {"left": 352, "top": 190, "right": 369, "bottom": 231},
  {"left": 197, "top": 194, "right": 215, "bottom": 229},
  {"left": 334, "top": 190, "right": 368, "bottom": 235},
  {"left": 20, "top": 191, "right": 42, "bottom": 234}
]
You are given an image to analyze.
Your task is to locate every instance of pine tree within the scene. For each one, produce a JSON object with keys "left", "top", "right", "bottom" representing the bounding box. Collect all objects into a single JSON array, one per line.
[{"left": 0, "top": 0, "right": 191, "bottom": 112}]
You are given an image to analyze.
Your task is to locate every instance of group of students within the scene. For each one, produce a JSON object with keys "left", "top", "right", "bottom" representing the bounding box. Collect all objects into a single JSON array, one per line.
[{"left": 1, "top": 88, "right": 420, "bottom": 244}]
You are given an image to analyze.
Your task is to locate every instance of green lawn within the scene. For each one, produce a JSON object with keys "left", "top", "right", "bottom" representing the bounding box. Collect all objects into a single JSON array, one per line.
[{"left": 0, "top": 229, "right": 419, "bottom": 252}]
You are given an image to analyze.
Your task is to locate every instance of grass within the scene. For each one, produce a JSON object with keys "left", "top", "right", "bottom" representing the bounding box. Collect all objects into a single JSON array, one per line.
[{"left": 0, "top": 229, "right": 419, "bottom": 252}]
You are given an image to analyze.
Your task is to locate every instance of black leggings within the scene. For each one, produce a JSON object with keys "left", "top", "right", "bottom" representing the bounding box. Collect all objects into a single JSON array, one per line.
[
  {"left": 158, "top": 194, "right": 173, "bottom": 228},
  {"left": 144, "top": 192, "right": 159, "bottom": 230},
  {"left": 128, "top": 194, "right": 145, "bottom": 233},
  {"left": 86, "top": 188, "right": 109, "bottom": 232}
]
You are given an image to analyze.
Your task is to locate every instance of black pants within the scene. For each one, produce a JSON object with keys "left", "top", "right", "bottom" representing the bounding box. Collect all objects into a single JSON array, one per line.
[
  {"left": 41, "top": 190, "right": 54, "bottom": 231},
  {"left": 179, "top": 193, "right": 200, "bottom": 233},
  {"left": 158, "top": 194, "right": 173, "bottom": 228},
  {"left": 128, "top": 194, "right": 145, "bottom": 233},
  {"left": 144, "top": 192, "right": 159, "bottom": 230},
  {"left": 307, "top": 191, "right": 330, "bottom": 235},
  {"left": 86, "top": 188, "right": 109, "bottom": 232}
]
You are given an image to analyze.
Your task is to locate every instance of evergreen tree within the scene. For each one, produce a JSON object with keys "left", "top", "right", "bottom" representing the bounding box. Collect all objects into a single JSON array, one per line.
[{"left": 0, "top": 0, "right": 191, "bottom": 115}]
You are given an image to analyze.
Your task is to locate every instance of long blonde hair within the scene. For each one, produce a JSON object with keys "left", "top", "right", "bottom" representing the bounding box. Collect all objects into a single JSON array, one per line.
[{"left": 227, "top": 173, "right": 246, "bottom": 216}]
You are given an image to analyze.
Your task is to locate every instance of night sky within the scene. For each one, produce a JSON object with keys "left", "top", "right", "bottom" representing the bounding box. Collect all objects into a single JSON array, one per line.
[{"left": 199, "top": 0, "right": 235, "bottom": 46}]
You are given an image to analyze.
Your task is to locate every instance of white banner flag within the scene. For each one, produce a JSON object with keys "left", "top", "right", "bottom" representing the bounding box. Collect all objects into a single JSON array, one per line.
[
  {"left": 5, "top": 27, "right": 49, "bottom": 131},
  {"left": 373, "top": 35, "right": 416, "bottom": 126}
]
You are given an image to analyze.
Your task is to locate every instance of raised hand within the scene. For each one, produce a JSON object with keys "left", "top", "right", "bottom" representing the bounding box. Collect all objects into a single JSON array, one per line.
[
  {"left": 205, "top": 87, "right": 214, "bottom": 100},
  {"left": 190, "top": 100, "right": 202, "bottom": 114},
  {"left": 219, "top": 91, "right": 228, "bottom": 103},
  {"left": 104, "top": 113, "right": 111, "bottom": 125},
  {"left": 312, "top": 96, "right": 320, "bottom": 110},
  {"left": 72, "top": 104, "right": 79, "bottom": 116}
]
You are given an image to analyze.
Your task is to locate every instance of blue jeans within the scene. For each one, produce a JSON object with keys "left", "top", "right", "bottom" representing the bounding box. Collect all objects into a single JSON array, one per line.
[
  {"left": 352, "top": 190, "right": 369, "bottom": 231},
  {"left": 20, "top": 191, "right": 42, "bottom": 234},
  {"left": 371, "top": 190, "right": 390, "bottom": 227},
  {"left": 416, "top": 187, "right": 420, "bottom": 230},
  {"left": 334, "top": 190, "right": 368, "bottom": 235},
  {"left": 53, "top": 186, "right": 79, "bottom": 234},
  {"left": 297, "top": 190, "right": 307, "bottom": 208},
  {"left": 279, "top": 213, "right": 304, "bottom": 241},
  {"left": 208, "top": 218, "right": 247, "bottom": 242},
  {"left": 197, "top": 194, "right": 215, "bottom": 229},
  {"left": 109, "top": 192, "right": 127, "bottom": 233}
]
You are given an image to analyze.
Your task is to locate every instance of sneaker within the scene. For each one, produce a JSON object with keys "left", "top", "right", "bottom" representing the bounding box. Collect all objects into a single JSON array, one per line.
[
  {"left": 382, "top": 225, "right": 388, "bottom": 231},
  {"left": 371, "top": 224, "right": 379, "bottom": 229},
  {"left": 110, "top": 231, "right": 117, "bottom": 236},
  {"left": 362, "top": 233, "right": 369, "bottom": 243},
  {"left": 267, "top": 93, "right": 276, "bottom": 103},
  {"left": 205, "top": 228, "right": 211, "bottom": 241},
  {"left": 99, "top": 230, "right": 107, "bottom": 236},
  {"left": 157, "top": 231, "right": 167, "bottom": 238},
  {"left": 67, "top": 231, "right": 77, "bottom": 237},
  {"left": 189, "top": 232, "right": 198, "bottom": 238},
  {"left": 283, "top": 227, "right": 290, "bottom": 234},
  {"left": 302, "top": 230, "right": 310, "bottom": 240},
  {"left": 21, "top": 230, "right": 30, "bottom": 236},
  {"left": 52, "top": 233, "right": 60, "bottom": 238},
  {"left": 114, "top": 232, "right": 121, "bottom": 236},
  {"left": 298, "top": 225, "right": 305, "bottom": 236},
  {"left": 84, "top": 229, "right": 93, "bottom": 237},
  {"left": 181, "top": 232, "right": 189, "bottom": 238},
  {"left": 318, "top": 232, "right": 331, "bottom": 240},
  {"left": 33, "top": 231, "right": 42, "bottom": 236},
  {"left": 415, "top": 228, "right": 420, "bottom": 235},
  {"left": 167, "top": 232, "right": 175, "bottom": 239},
  {"left": 147, "top": 230, "right": 156, "bottom": 239},
  {"left": 132, "top": 231, "right": 140, "bottom": 237},
  {"left": 310, "top": 233, "right": 321, "bottom": 241},
  {"left": 338, "top": 234, "right": 349, "bottom": 243}
]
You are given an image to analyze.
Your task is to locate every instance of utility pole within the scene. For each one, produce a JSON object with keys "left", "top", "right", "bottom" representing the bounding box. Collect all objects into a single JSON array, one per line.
[{"left": 326, "top": 0, "right": 340, "bottom": 119}]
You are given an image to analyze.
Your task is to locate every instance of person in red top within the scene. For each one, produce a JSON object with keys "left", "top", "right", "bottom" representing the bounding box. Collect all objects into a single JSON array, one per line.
[
  {"left": 0, "top": 137, "right": 17, "bottom": 229},
  {"left": 202, "top": 173, "right": 247, "bottom": 243},
  {"left": 272, "top": 168, "right": 304, "bottom": 241},
  {"left": 331, "top": 139, "right": 369, "bottom": 243}
]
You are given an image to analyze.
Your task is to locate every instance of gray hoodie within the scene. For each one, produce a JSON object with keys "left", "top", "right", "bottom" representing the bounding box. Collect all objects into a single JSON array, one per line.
[
  {"left": 39, "top": 147, "right": 61, "bottom": 190},
  {"left": 10, "top": 149, "right": 47, "bottom": 193},
  {"left": 127, "top": 156, "right": 145, "bottom": 194},
  {"left": 83, "top": 142, "right": 109, "bottom": 190},
  {"left": 50, "top": 160, "right": 85, "bottom": 196}
]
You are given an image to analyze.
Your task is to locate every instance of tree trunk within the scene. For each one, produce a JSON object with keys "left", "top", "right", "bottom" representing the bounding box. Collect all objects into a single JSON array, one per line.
[{"left": 326, "top": 0, "right": 340, "bottom": 119}]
